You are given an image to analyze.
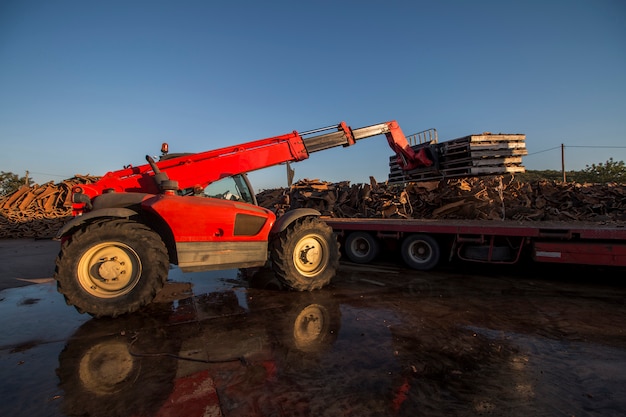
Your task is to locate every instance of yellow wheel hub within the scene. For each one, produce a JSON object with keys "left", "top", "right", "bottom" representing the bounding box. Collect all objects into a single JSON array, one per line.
[{"left": 77, "top": 242, "right": 142, "bottom": 298}]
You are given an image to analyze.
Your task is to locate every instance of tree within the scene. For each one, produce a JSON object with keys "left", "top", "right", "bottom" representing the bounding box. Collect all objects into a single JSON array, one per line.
[
  {"left": 517, "top": 159, "right": 626, "bottom": 184},
  {"left": 516, "top": 169, "right": 563, "bottom": 182},
  {"left": 0, "top": 171, "right": 33, "bottom": 196},
  {"left": 574, "top": 158, "right": 626, "bottom": 184}
]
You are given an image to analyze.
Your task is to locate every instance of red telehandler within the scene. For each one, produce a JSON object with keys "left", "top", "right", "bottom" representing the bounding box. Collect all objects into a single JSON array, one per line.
[{"left": 53, "top": 120, "right": 434, "bottom": 317}]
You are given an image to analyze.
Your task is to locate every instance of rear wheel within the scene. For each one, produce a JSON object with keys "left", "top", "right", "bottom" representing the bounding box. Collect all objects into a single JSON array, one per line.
[
  {"left": 54, "top": 219, "right": 169, "bottom": 318},
  {"left": 344, "top": 231, "right": 380, "bottom": 264},
  {"left": 401, "top": 233, "right": 440, "bottom": 271},
  {"left": 270, "top": 217, "right": 340, "bottom": 291}
]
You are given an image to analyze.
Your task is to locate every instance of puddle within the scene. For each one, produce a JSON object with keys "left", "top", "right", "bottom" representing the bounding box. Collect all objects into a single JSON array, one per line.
[
  {"left": 1, "top": 262, "right": 626, "bottom": 416},
  {"left": 17, "top": 297, "right": 41, "bottom": 306},
  {"left": 0, "top": 283, "right": 87, "bottom": 350}
]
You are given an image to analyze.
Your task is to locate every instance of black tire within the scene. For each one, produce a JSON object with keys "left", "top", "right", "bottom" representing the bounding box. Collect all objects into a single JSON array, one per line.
[
  {"left": 344, "top": 231, "right": 380, "bottom": 264},
  {"left": 270, "top": 216, "right": 340, "bottom": 291},
  {"left": 54, "top": 219, "right": 169, "bottom": 318},
  {"left": 401, "top": 233, "right": 440, "bottom": 271}
]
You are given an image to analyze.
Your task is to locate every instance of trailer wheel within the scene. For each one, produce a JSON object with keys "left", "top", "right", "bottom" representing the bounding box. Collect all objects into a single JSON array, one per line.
[
  {"left": 344, "top": 231, "right": 380, "bottom": 264},
  {"left": 401, "top": 233, "right": 440, "bottom": 271},
  {"left": 54, "top": 219, "right": 169, "bottom": 318},
  {"left": 270, "top": 217, "right": 340, "bottom": 291}
]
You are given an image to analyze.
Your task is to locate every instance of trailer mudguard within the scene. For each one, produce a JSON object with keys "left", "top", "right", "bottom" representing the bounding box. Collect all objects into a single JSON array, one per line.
[{"left": 271, "top": 208, "right": 321, "bottom": 234}]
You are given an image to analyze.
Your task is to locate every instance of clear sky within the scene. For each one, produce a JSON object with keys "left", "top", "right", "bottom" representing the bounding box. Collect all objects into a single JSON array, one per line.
[{"left": 1, "top": 0, "right": 625, "bottom": 190}]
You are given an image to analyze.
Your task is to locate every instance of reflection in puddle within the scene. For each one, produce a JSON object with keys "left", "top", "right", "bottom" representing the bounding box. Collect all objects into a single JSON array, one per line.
[{"left": 56, "top": 288, "right": 342, "bottom": 417}]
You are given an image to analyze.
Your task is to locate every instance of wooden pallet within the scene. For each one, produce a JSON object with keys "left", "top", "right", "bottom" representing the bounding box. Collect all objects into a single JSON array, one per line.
[{"left": 388, "top": 133, "right": 527, "bottom": 183}]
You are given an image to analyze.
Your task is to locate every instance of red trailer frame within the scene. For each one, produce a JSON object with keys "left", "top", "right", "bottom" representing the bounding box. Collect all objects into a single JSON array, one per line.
[{"left": 324, "top": 218, "right": 626, "bottom": 269}]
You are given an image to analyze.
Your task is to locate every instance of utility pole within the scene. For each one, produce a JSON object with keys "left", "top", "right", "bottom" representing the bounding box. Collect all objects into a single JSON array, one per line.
[{"left": 561, "top": 144, "right": 566, "bottom": 182}]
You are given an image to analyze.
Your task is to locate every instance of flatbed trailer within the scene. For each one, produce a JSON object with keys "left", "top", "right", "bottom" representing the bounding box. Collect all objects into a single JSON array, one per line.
[{"left": 323, "top": 218, "right": 626, "bottom": 270}]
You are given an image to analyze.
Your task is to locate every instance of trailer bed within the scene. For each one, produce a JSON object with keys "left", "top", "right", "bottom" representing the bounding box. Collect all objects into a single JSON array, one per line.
[
  {"left": 323, "top": 217, "right": 626, "bottom": 268},
  {"left": 324, "top": 218, "right": 626, "bottom": 239}
]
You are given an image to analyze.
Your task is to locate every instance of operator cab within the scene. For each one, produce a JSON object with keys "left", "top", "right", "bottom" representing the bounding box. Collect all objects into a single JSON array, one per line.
[
  {"left": 158, "top": 143, "right": 257, "bottom": 205},
  {"left": 180, "top": 174, "right": 258, "bottom": 206}
]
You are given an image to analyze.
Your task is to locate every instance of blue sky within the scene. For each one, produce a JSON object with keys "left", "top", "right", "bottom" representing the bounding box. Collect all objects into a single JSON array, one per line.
[{"left": 1, "top": 0, "right": 625, "bottom": 190}]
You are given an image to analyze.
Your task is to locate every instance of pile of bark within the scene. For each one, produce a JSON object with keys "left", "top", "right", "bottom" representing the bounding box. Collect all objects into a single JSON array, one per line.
[
  {"left": 256, "top": 176, "right": 626, "bottom": 223},
  {"left": 0, "top": 175, "right": 99, "bottom": 239},
  {"left": 1, "top": 175, "right": 625, "bottom": 240}
]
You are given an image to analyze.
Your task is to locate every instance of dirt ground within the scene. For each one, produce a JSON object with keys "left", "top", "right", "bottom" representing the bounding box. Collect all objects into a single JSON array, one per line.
[
  {"left": 0, "top": 238, "right": 60, "bottom": 291},
  {"left": 1, "top": 238, "right": 626, "bottom": 417}
]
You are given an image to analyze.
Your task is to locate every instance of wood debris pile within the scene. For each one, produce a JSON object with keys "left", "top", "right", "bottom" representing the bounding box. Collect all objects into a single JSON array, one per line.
[
  {"left": 0, "top": 176, "right": 100, "bottom": 239},
  {"left": 256, "top": 177, "right": 626, "bottom": 223},
  {"left": 2, "top": 175, "right": 625, "bottom": 240}
]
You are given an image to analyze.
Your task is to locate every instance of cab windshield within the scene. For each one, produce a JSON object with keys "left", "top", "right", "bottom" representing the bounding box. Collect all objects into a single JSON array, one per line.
[{"left": 180, "top": 174, "right": 257, "bottom": 205}]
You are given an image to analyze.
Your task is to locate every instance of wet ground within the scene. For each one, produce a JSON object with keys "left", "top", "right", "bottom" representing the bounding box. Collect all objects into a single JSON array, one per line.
[{"left": 1, "top": 239, "right": 626, "bottom": 417}]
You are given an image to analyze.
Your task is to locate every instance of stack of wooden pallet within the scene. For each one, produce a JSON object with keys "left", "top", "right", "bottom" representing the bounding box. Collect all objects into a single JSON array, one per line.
[{"left": 388, "top": 132, "right": 527, "bottom": 183}]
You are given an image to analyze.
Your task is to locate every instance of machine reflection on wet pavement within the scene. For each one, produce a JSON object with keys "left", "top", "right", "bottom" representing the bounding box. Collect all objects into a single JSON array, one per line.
[{"left": 2, "top": 262, "right": 626, "bottom": 417}]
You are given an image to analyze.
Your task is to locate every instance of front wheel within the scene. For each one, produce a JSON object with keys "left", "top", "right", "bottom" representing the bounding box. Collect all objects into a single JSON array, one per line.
[
  {"left": 54, "top": 219, "right": 170, "bottom": 318},
  {"left": 270, "top": 217, "right": 340, "bottom": 291}
]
